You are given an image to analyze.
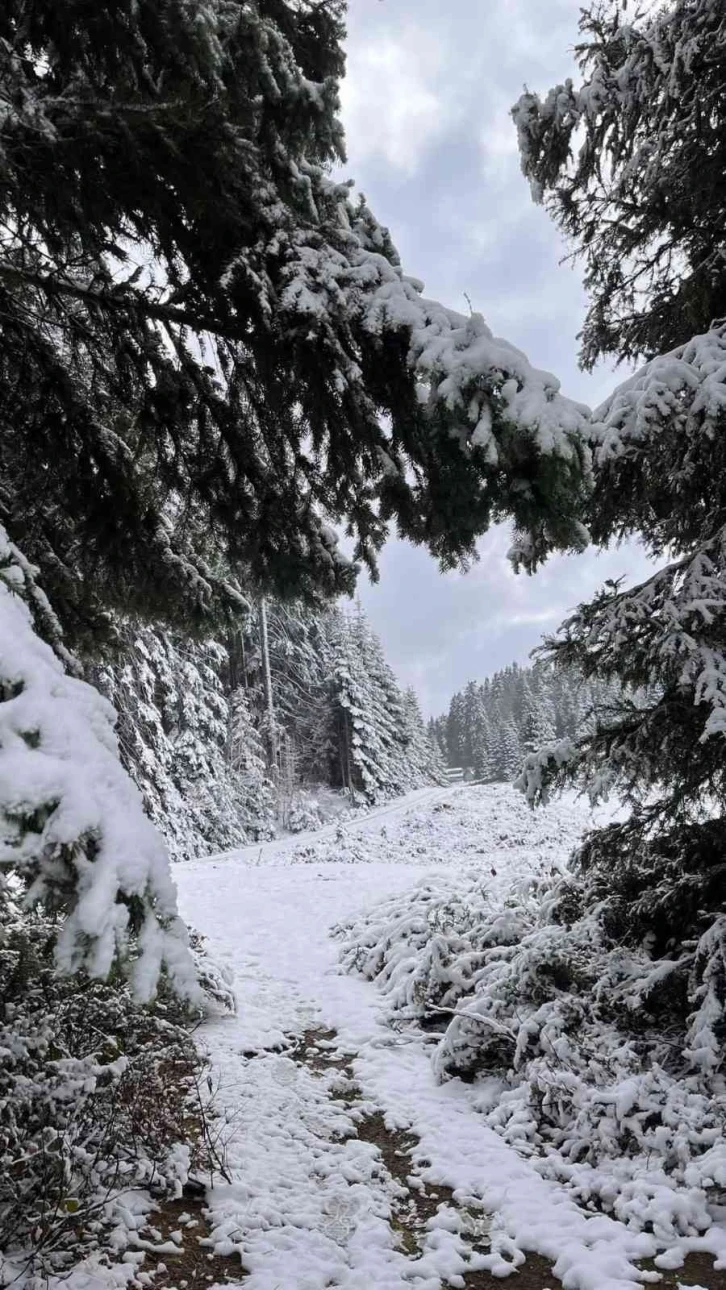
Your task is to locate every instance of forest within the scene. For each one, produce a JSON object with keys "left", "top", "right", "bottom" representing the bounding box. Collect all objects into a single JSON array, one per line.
[
  {"left": 2, "top": 0, "right": 726, "bottom": 1286},
  {"left": 430, "top": 661, "right": 620, "bottom": 781},
  {"left": 95, "top": 602, "right": 442, "bottom": 861}
]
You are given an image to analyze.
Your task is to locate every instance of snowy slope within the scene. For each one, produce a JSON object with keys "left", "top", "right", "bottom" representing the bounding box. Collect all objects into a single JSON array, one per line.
[
  {"left": 199, "top": 783, "right": 459, "bottom": 865},
  {"left": 175, "top": 786, "right": 726, "bottom": 1289}
]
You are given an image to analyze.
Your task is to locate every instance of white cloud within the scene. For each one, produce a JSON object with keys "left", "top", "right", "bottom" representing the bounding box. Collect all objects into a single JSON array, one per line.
[
  {"left": 339, "top": 26, "right": 448, "bottom": 175},
  {"left": 336, "top": 1, "right": 651, "bottom": 715}
]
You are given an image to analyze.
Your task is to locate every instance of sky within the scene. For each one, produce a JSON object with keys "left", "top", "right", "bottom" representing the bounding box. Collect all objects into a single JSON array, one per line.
[{"left": 335, "top": 0, "right": 654, "bottom": 716}]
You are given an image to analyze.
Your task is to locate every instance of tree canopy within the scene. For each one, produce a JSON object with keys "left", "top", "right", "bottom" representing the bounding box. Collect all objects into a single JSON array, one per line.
[
  {"left": 0, "top": 0, "right": 593, "bottom": 651},
  {"left": 515, "top": 0, "right": 726, "bottom": 969},
  {"left": 513, "top": 0, "right": 726, "bottom": 368}
]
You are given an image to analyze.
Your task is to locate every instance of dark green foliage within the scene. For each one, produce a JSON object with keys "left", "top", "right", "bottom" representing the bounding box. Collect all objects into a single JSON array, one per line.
[
  {"left": 0, "top": 0, "right": 592, "bottom": 654},
  {"left": 514, "top": 0, "right": 726, "bottom": 961},
  {"left": 513, "top": 0, "right": 726, "bottom": 368}
]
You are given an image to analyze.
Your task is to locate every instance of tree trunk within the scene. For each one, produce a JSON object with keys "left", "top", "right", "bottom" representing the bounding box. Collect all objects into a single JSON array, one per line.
[{"left": 259, "top": 598, "right": 277, "bottom": 770}]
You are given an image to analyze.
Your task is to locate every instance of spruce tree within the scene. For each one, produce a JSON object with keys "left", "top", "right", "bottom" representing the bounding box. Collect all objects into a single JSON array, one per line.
[
  {"left": 472, "top": 709, "right": 494, "bottom": 781},
  {"left": 520, "top": 684, "right": 555, "bottom": 754},
  {"left": 513, "top": 0, "right": 726, "bottom": 369},
  {"left": 446, "top": 693, "right": 466, "bottom": 769},
  {"left": 399, "top": 688, "right": 445, "bottom": 785},
  {"left": 0, "top": 0, "right": 596, "bottom": 655},
  {"left": 514, "top": 0, "right": 726, "bottom": 1014},
  {"left": 94, "top": 622, "right": 275, "bottom": 860}
]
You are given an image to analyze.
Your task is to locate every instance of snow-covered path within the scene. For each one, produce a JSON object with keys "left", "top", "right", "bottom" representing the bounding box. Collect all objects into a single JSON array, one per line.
[{"left": 175, "top": 789, "right": 716, "bottom": 1290}]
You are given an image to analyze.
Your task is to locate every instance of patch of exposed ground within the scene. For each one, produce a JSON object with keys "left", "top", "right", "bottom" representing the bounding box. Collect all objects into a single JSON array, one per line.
[
  {"left": 288, "top": 1025, "right": 346, "bottom": 1074},
  {"left": 641, "top": 1254, "right": 726, "bottom": 1288},
  {"left": 291, "top": 1026, "right": 559, "bottom": 1288},
  {"left": 137, "top": 1192, "right": 244, "bottom": 1290},
  {"left": 290, "top": 1027, "right": 726, "bottom": 1290}
]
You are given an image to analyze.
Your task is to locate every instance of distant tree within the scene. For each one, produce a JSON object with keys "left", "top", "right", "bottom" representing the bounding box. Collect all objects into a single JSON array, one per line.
[
  {"left": 520, "top": 686, "right": 556, "bottom": 754},
  {"left": 499, "top": 721, "right": 522, "bottom": 780},
  {"left": 400, "top": 688, "right": 446, "bottom": 785},
  {"left": 472, "top": 710, "right": 495, "bottom": 781},
  {"left": 446, "top": 692, "right": 466, "bottom": 769}
]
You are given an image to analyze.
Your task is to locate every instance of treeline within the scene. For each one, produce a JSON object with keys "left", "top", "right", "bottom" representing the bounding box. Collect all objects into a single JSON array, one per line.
[
  {"left": 429, "top": 662, "right": 618, "bottom": 780},
  {"left": 95, "top": 603, "right": 442, "bottom": 861}
]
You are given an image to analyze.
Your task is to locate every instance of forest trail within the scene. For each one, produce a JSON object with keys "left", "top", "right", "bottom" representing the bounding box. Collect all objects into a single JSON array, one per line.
[{"left": 174, "top": 790, "right": 724, "bottom": 1290}]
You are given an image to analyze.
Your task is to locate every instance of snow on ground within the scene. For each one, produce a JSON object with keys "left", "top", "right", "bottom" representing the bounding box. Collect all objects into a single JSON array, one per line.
[
  {"left": 174, "top": 785, "right": 726, "bottom": 1289},
  {"left": 204, "top": 783, "right": 457, "bottom": 866}
]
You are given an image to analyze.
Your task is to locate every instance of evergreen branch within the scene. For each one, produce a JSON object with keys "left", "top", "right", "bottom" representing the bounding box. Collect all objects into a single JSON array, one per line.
[{"left": 0, "top": 261, "right": 246, "bottom": 342}]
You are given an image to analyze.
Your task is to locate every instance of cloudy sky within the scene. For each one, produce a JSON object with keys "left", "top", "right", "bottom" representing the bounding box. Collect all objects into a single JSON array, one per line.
[{"left": 337, "top": 0, "right": 653, "bottom": 716}]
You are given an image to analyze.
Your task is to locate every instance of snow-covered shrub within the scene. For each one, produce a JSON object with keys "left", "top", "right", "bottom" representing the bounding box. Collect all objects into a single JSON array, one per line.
[
  {"left": 286, "top": 796, "right": 326, "bottom": 834},
  {"left": 0, "top": 906, "right": 207, "bottom": 1280},
  {"left": 337, "top": 860, "right": 726, "bottom": 1238},
  {"left": 189, "top": 929, "right": 237, "bottom": 1017},
  {"left": 0, "top": 526, "right": 195, "bottom": 1000},
  {"left": 296, "top": 784, "right": 589, "bottom": 868}
]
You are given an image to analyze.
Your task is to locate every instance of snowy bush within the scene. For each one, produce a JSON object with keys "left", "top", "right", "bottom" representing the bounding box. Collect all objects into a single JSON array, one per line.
[
  {"left": 295, "top": 784, "right": 588, "bottom": 868},
  {"left": 286, "top": 796, "right": 326, "bottom": 834},
  {"left": 0, "top": 905, "right": 209, "bottom": 1281},
  {"left": 0, "top": 526, "right": 196, "bottom": 1000},
  {"left": 337, "top": 857, "right": 726, "bottom": 1239}
]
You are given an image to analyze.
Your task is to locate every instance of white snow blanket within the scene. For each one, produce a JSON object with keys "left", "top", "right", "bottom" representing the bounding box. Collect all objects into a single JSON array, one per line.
[{"left": 173, "top": 785, "right": 726, "bottom": 1289}]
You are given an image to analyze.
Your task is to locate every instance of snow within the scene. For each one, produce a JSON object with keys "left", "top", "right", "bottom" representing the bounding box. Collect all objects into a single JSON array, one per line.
[
  {"left": 0, "top": 525, "right": 197, "bottom": 1001},
  {"left": 173, "top": 784, "right": 726, "bottom": 1288},
  {"left": 592, "top": 325, "right": 726, "bottom": 466}
]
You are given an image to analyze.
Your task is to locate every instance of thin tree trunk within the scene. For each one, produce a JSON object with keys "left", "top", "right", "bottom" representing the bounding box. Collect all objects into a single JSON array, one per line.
[{"left": 259, "top": 597, "right": 277, "bottom": 769}]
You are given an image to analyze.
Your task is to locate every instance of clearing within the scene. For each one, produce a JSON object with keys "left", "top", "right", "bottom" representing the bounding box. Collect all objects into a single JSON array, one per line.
[{"left": 170, "top": 785, "right": 726, "bottom": 1290}]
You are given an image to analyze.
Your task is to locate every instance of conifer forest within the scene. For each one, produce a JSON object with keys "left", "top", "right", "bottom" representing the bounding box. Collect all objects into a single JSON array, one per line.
[{"left": 2, "top": 2, "right": 726, "bottom": 1288}]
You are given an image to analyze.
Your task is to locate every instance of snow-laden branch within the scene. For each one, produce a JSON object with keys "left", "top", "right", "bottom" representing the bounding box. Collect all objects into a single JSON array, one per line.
[
  {"left": 279, "top": 189, "right": 594, "bottom": 466},
  {"left": 592, "top": 323, "right": 726, "bottom": 465}
]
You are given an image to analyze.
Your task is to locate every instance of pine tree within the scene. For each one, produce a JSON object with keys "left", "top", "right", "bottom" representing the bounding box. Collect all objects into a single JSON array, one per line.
[
  {"left": 94, "top": 623, "right": 275, "bottom": 860},
  {"left": 226, "top": 687, "right": 275, "bottom": 838},
  {"left": 399, "top": 688, "right": 445, "bottom": 786},
  {"left": 0, "top": 0, "right": 596, "bottom": 655},
  {"left": 471, "top": 709, "right": 494, "bottom": 781},
  {"left": 514, "top": 0, "right": 726, "bottom": 1054},
  {"left": 513, "top": 0, "right": 726, "bottom": 369},
  {"left": 262, "top": 601, "right": 336, "bottom": 787},
  {"left": 461, "top": 680, "right": 481, "bottom": 768},
  {"left": 520, "top": 684, "right": 556, "bottom": 754},
  {"left": 446, "top": 693, "right": 466, "bottom": 768},
  {"left": 499, "top": 720, "right": 522, "bottom": 780},
  {"left": 0, "top": 528, "right": 196, "bottom": 999}
]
